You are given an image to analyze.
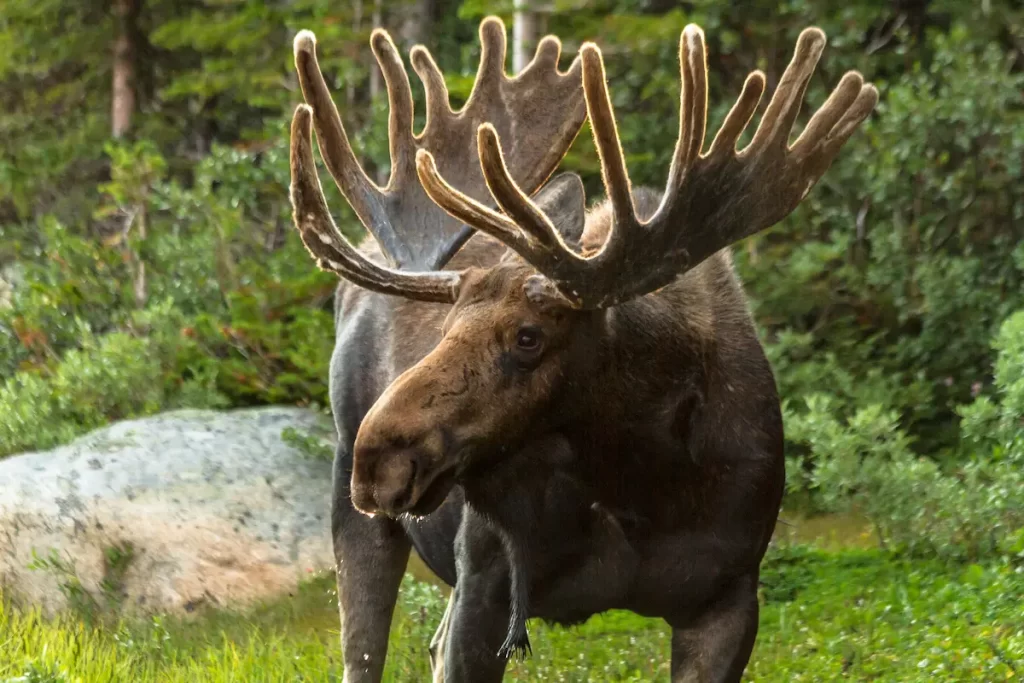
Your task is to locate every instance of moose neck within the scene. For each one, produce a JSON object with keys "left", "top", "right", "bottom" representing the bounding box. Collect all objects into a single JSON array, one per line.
[
  {"left": 568, "top": 288, "right": 710, "bottom": 428},
  {"left": 538, "top": 272, "right": 740, "bottom": 524}
]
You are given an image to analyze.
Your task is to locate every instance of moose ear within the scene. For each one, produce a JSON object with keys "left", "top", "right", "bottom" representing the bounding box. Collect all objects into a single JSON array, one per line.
[{"left": 532, "top": 172, "right": 586, "bottom": 247}]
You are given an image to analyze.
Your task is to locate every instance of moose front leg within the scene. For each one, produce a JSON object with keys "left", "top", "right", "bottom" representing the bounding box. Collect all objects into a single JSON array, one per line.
[
  {"left": 332, "top": 445, "right": 412, "bottom": 683},
  {"left": 668, "top": 574, "right": 760, "bottom": 683},
  {"left": 441, "top": 577, "right": 514, "bottom": 682}
]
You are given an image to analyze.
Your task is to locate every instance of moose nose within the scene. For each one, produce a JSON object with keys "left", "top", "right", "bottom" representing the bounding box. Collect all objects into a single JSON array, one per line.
[
  {"left": 351, "top": 444, "right": 426, "bottom": 517},
  {"left": 373, "top": 451, "right": 419, "bottom": 514}
]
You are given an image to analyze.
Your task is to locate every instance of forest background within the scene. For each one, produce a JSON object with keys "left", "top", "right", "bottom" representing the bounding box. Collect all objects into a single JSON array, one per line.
[
  {"left": 1, "top": 0, "right": 1023, "bottom": 561},
  {"left": 1, "top": 1, "right": 1023, "bottom": 679}
]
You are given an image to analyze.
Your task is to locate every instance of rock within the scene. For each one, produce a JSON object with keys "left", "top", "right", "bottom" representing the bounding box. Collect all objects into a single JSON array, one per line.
[{"left": 0, "top": 406, "right": 337, "bottom": 615}]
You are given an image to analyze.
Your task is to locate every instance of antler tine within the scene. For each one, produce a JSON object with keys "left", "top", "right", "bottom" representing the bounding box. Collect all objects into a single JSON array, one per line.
[
  {"left": 706, "top": 71, "right": 766, "bottom": 157},
  {"left": 579, "top": 42, "right": 637, "bottom": 260},
  {"left": 818, "top": 86, "right": 878, "bottom": 156},
  {"left": 409, "top": 46, "right": 449, "bottom": 133},
  {"left": 474, "top": 17, "right": 508, "bottom": 99},
  {"left": 747, "top": 28, "right": 826, "bottom": 153},
  {"left": 476, "top": 125, "right": 567, "bottom": 250},
  {"left": 370, "top": 29, "right": 418, "bottom": 183},
  {"left": 290, "top": 105, "right": 459, "bottom": 304},
  {"left": 415, "top": 148, "right": 537, "bottom": 258},
  {"left": 521, "top": 35, "right": 562, "bottom": 76},
  {"left": 664, "top": 25, "right": 710, "bottom": 195},
  {"left": 790, "top": 71, "right": 863, "bottom": 152},
  {"left": 293, "top": 31, "right": 406, "bottom": 260},
  {"left": 790, "top": 70, "right": 878, "bottom": 175}
]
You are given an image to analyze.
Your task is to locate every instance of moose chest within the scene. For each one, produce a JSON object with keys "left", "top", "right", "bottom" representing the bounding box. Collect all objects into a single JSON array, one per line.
[{"left": 449, "top": 429, "right": 742, "bottom": 632}]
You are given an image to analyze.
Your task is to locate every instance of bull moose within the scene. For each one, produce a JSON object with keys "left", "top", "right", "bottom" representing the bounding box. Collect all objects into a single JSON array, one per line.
[{"left": 288, "top": 16, "right": 876, "bottom": 682}]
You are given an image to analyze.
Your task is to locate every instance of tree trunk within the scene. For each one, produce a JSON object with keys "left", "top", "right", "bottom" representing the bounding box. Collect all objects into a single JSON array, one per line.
[
  {"left": 513, "top": 0, "right": 537, "bottom": 74},
  {"left": 399, "top": 0, "right": 434, "bottom": 48},
  {"left": 369, "top": 0, "right": 388, "bottom": 185},
  {"left": 112, "top": 0, "right": 141, "bottom": 138},
  {"left": 348, "top": 0, "right": 364, "bottom": 109},
  {"left": 132, "top": 205, "right": 147, "bottom": 307},
  {"left": 369, "top": 0, "right": 383, "bottom": 102}
]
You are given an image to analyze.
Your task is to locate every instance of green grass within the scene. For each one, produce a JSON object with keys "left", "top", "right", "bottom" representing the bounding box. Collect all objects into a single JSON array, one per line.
[{"left": 1, "top": 548, "right": 1021, "bottom": 682}]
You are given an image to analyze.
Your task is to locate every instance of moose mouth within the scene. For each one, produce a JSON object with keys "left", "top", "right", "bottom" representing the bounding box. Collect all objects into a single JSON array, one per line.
[{"left": 404, "top": 464, "right": 458, "bottom": 517}]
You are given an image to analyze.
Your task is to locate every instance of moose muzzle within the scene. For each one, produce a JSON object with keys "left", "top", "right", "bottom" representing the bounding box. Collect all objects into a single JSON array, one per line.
[
  {"left": 350, "top": 437, "right": 459, "bottom": 516},
  {"left": 350, "top": 360, "right": 462, "bottom": 517}
]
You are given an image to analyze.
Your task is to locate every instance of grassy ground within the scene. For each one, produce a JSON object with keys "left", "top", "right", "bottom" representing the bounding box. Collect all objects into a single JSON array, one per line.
[{"left": 1, "top": 545, "right": 1021, "bottom": 682}]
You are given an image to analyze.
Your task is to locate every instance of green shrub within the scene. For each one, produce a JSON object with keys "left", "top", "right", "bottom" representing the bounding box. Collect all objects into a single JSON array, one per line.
[
  {"left": 785, "top": 311, "right": 1024, "bottom": 561},
  {"left": 0, "top": 373, "right": 74, "bottom": 458},
  {"left": 0, "top": 137, "right": 336, "bottom": 458},
  {"left": 0, "top": 217, "right": 135, "bottom": 382},
  {"left": 0, "top": 329, "right": 161, "bottom": 457},
  {"left": 0, "top": 299, "right": 235, "bottom": 457},
  {"left": 745, "top": 25, "right": 1024, "bottom": 455},
  {"left": 958, "top": 309, "right": 1024, "bottom": 455},
  {"left": 281, "top": 424, "right": 334, "bottom": 462}
]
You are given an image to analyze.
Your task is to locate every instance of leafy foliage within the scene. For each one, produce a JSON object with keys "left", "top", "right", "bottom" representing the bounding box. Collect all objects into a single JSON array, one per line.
[
  {"left": 1, "top": 0, "right": 1022, "bottom": 560},
  {"left": 0, "top": 138, "right": 335, "bottom": 457},
  {"left": 784, "top": 311, "right": 1024, "bottom": 561},
  {"left": 743, "top": 24, "right": 1024, "bottom": 455}
]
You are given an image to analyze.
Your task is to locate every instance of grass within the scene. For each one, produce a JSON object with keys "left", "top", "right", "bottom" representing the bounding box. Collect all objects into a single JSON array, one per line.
[{"left": 1, "top": 546, "right": 1021, "bottom": 682}]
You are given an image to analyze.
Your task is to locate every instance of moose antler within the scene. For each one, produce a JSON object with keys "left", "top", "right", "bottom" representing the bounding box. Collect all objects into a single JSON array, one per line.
[
  {"left": 289, "top": 17, "right": 586, "bottom": 302},
  {"left": 416, "top": 25, "right": 879, "bottom": 309}
]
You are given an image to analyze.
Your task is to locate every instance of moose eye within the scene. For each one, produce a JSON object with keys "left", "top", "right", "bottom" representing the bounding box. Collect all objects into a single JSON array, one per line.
[{"left": 515, "top": 327, "right": 543, "bottom": 352}]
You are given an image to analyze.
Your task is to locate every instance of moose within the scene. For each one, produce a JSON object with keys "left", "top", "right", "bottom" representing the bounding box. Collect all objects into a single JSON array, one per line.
[{"left": 288, "top": 16, "right": 876, "bottom": 682}]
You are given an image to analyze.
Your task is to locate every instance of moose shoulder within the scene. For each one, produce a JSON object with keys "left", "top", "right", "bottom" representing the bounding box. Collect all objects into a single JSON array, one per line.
[{"left": 288, "top": 17, "right": 877, "bottom": 683}]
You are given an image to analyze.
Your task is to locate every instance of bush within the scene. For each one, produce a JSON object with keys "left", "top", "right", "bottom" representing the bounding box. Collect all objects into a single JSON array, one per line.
[
  {"left": 0, "top": 299, "right": 234, "bottom": 457},
  {"left": 743, "top": 26, "right": 1024, "bottom": 456},
  {"left": 958, "top": 309, "right": 1024, "bottom": 454},
  {"left": 0, "top": 135, "right": 336, "bottom": 458},
  {"left": 785, "top": 311, "right": 1024, "bottom": 561},
  {"left": 0, "top": 330, "right": 160, "bottom": 457}
]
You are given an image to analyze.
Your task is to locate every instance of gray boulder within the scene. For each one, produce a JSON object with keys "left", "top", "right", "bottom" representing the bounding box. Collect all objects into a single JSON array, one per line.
[{"left": 0, "top": 406, "right": 337, "bottom": 615}]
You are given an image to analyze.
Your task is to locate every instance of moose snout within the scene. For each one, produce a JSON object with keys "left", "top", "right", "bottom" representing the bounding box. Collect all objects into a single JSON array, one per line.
[
  {"left": 351, "top": 363, "right": 462, "bottom": 516},
  {"left": 350, "top": 445, "right": 424, "bottom": 516}
]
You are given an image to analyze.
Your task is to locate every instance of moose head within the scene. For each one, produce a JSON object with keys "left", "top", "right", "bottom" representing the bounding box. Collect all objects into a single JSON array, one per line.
[{"left": 290, "top": 21, "right": 877, "bottom": 517}]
